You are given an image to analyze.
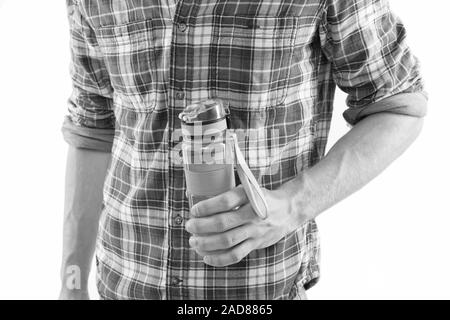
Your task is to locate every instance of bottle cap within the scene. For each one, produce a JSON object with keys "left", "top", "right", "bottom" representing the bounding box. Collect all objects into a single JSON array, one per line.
[{"left": 179, "top": 99, "right": 229, "bottom": 124}]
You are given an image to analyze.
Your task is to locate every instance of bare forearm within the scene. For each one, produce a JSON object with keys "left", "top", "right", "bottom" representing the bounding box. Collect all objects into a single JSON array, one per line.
[
  {"left": 60, "top": 146, "right": 111, "bottom": 295},
  {"left": 282, "top": 110, "right": 425, "bottom": 221}
]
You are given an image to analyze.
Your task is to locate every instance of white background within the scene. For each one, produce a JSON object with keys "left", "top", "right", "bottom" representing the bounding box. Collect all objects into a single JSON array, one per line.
[{"left": 0, "top": 0, "right": 448, "bottom": 300}]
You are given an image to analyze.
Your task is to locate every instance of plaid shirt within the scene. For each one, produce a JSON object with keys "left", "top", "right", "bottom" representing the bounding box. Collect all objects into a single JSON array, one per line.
[{"left": 63, "top": 0, "right": 424, "bottom": 299}]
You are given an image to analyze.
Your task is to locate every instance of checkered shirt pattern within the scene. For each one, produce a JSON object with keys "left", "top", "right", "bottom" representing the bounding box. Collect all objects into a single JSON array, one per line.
[{"left": 63, "top": 0, "right": 424, "bottom": 299}]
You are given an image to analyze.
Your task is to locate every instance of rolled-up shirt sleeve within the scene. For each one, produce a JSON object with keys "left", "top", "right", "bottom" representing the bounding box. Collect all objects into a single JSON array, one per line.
[
  {"left": 319, "top": 0, "right": 427, "bottom": 125},
  {"left": 62, "top": 0, "right": 115, "bottom": 152}
]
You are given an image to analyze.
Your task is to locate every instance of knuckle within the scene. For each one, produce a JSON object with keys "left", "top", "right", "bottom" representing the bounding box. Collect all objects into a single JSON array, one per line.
[
  {"left": 229, "top": 251, "right": 242, "bottom": 263},
  {"left": 240, "top": 228, "right": 249, "bottom": 240},
  {"left": 222, "top": 235, "right": 233, "bottom": 248},
  {"left": 229, "top": 234, "right": 238, "bottom": 247},
  {"left": 219, "top": 196, "right": 232, "bottom": 210},
  {"left": 215, "top": 217, "right": 228, "bottom": 232},
  {"left": 230, "top": 210, "right": 244, "bottom": 224},
  {"left": 192, "top": 204, "right": 204, "bottom": 217}
]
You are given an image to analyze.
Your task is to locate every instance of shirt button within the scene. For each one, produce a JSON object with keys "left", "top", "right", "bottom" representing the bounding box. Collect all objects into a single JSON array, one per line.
[
  {"left": 176, "top": 91, "right": 185, "bottom": 100},
  {"left": 171, "top": 277, "right": 183, "bottom": 286},
  {"left": 178, "top": 22, "right": 187, "bottom": 32},
  {"left": 174, "top": 215, "right": 183, "bottom": 225}
]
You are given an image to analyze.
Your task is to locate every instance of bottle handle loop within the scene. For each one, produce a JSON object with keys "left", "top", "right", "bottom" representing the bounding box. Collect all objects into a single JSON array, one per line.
[{"left": 231, "top": 133, "right": 268, "bottom": 220}]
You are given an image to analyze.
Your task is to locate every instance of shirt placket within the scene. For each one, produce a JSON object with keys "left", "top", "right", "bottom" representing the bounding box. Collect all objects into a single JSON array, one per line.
[{"left": 166, "top": 0, "right": 199, "bottom": 299}]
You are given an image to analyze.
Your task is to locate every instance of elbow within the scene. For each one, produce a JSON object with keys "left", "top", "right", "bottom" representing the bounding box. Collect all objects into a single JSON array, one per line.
[
  {"left": 344, "top": 91, "right": 428, "bottom": 126},
  {"left": 396, "top": 92, "right": 427, "bottom": 139},
  {"left": 382, "top": 91, "right": 428, "bottom": 119},
  {"left": 401, "top": 91, "right": 428, "bottom": 119}
]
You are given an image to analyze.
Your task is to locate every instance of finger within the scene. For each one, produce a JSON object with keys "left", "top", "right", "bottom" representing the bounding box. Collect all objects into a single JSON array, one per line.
[
  {"left": 203, "top": 239, "right": 255, "bottom": 267},
  {"left": 189, "top": 224, "right": 252, "bottom": 251},
  {"left": 191, "top": 185, "right": 247, "bottom": 218},
  {"left": 185, "top": 203, "right": 256, "bottom": 234},
  {"left": 192, "top": 247, "right": 228, "bottom": 258}
]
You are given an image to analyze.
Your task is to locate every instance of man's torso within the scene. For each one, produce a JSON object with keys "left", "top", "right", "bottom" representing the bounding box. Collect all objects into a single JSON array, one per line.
[{"left": 80, "top": 0, "right": 330, "bottom": 299}]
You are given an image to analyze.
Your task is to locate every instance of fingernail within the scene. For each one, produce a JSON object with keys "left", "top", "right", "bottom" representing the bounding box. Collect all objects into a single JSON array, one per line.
[
  {"left": 190, "top": 206, "right": 198, "bottom": 217},
  {"left": 189, "top": 237, "right": 197, "bottom": 247},
  {"left": 203, "top": 256, "right": 211, "bottom": 264},
  {"left": 184, "top": 220, "right": 191, "bottom": 233}
]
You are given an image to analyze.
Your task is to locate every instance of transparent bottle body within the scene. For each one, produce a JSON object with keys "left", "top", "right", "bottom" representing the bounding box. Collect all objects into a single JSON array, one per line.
[{"left": 181, "top": 135, "right": 235, "bottom": 208}]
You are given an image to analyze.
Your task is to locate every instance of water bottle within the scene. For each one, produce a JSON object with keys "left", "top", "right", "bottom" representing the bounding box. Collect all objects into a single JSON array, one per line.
[
  {"left": 179, "top": 99, "right": 235, "bottom": 208},
  {"left": 179, "top": 98, "right": 269, "bottom": 219}
]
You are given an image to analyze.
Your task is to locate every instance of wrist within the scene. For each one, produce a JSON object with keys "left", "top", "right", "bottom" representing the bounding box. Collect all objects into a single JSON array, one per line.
[{"left": 278, "top": 172, "right": 316, "bottom": 224}]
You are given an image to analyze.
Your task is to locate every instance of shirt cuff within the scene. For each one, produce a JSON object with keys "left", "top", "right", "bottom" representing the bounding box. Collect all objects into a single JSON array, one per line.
[
  {"left": 62, "top": 116, "right": 115, "bottom": 152},
  {"left": 343, "top": 91, "right": 428, "bottom": 126}
]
